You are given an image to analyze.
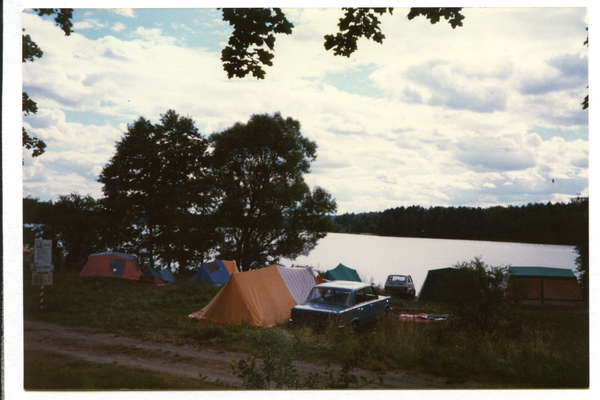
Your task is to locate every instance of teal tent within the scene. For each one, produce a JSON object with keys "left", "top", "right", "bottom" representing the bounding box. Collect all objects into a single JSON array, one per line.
[
  {"left": 321, "top": 263, "right": 361, "bottom": 282},
  {"left": 140, "top": 265, "right": 167, "bottom": 283}
]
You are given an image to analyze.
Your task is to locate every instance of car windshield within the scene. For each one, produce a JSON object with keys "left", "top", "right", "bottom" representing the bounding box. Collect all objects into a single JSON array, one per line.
[
  {"left": 307, "top": 287, "right": 352, "bottom": 307},
  {"left": 390, "top": 276, "right": 406, "bottom": 282}
]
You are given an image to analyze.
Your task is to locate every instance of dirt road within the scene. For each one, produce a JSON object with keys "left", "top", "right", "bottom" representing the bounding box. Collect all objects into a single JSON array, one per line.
[{"left": 24, "top": 319, "right": 499, "bottom": 389}]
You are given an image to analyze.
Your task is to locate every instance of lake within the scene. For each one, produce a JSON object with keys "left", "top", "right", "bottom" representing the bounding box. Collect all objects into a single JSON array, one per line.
[{"left": 281, "top": 233, "right": 578, "bottom": 293}]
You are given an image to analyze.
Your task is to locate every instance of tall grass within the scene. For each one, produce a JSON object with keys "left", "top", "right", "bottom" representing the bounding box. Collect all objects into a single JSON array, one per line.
[{"left": 24, "top": 270, "right": 589, "bottom": 388}]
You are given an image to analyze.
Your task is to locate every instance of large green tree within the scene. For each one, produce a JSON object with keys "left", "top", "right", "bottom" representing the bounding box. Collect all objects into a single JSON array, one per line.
[
  {"left": 98, "top": 110, "right": 216, "bottom": 270},
  {"left": 210, "top": 112, "right": 337, "bottom": 271},
  {"left": 22, "top": 8, "right": 73, "bottom": 157}
]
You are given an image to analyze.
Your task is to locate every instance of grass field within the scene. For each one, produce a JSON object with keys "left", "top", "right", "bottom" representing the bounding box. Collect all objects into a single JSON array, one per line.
[
  {"left": 23, "top": 269, "right": 589, "bottom": 389},
  {"left": 24, "top": 349, "right": 228, "bottom": 390}
]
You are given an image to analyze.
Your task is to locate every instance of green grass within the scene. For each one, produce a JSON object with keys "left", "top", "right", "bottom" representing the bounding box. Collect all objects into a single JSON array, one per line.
[
  {"left": 24, "top": 270, "right": 589, "bottom": 389},
  {"left": 24, "top": 349, "right": 228, "bottom": 390}
]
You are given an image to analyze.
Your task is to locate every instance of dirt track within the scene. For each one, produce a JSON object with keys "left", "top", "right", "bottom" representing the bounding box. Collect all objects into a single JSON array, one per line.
[{"left": 24, "top": 319, "right": 501, "bottom": 389}]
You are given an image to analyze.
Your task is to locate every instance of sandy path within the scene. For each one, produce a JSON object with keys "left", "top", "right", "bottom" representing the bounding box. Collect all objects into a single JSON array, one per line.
[{"left": 23, "top": 319, "right": 499, "bottom": 389}]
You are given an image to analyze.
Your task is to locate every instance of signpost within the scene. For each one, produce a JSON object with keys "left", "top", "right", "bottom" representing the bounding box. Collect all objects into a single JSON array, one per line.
[{"left": 32, "top": 240, "right": 53, "bottom": 309}]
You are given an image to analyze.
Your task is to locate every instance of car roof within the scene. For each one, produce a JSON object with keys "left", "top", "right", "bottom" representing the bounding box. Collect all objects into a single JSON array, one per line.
[{"left": 315, "top": 281, "right": 370, "bottom": 290}]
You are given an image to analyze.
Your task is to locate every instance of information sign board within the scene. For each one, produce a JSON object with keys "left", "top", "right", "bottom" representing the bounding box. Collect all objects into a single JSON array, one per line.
[
  {"left": 32, "top": 271, "right": 53, "bottom": 286},
  {"left": 34, "top": 239, "right": 52, "bottom": 264}
]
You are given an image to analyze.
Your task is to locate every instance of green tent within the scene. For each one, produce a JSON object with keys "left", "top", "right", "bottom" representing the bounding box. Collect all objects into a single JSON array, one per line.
[
  {"left": 321, "top": 263, "right": 361, "bottom": 282},
  {"left": 140, "top": 265, "right": 167, "bottom": 283},
  {"left": 417, "top": 268, "right": 458, "bottom": 302}
]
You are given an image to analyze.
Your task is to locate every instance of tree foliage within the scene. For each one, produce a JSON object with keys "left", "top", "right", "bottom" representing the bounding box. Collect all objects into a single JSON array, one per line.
[
  {"left": 220, "top": 8, "right": 294, "bottom": 79},
  {"left": 441, "top": 258, "right": 510, "bottom": 332},
  {"left": 406, "top": 8, "right": 465, "bottom": 28},
  {"left": 209, "top": 112, "right": 337, "bottom": 271},
  {"left": 324, "top": 8, "right": 394, "bottom": 57},
  {"left": 23, "top": 194, "right": 107, "bottom": 266},
  {"left": 98, "top": 110, "right": 216, "bottom": 270},
  {"left": 222, "top": 7, "right": 463, "bottom": 79},
  {"left": 332, "top": 198, "right": 588, "bottom": 247},
  {"left": 22, "top": 8, "right": 74, "bottom": 157}
]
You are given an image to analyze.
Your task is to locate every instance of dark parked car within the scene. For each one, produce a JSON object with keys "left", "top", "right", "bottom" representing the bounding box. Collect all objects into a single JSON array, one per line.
[
  {"left": 384, "top": 275, "right": 415, "bottom": 298},
  {"left": 290, "top": 281, "right": 391, "bottom": 330}
]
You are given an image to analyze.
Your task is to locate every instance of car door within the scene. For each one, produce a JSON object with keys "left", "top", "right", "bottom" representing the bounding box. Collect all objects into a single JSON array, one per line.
[
  {"left": 353, "top": 288, "right": 370, "bottom": 325},
  {"left": 364, "top": 286, "right": 380, "bottom": 322}
]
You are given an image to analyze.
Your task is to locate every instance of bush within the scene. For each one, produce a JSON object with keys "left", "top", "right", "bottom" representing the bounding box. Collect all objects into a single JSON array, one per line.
[{"left": 441, "top": 257, "right": 510, "bottom": 332}]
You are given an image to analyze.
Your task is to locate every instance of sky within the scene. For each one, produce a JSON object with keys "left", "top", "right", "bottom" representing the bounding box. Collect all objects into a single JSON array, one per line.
[{"left": 14, "top": 4, "right": 590, "bottom": 215}]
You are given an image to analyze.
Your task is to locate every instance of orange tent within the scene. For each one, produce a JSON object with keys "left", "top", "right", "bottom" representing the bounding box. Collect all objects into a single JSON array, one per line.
[
  {"left": 23, "top": 247, "right": 33, "bottom": 268},
  {"left": 80, "top": 252, "right": 142, "bottom": 280},
  {"left": 188, "top": 265, "right": 318, "bottom": 327}
]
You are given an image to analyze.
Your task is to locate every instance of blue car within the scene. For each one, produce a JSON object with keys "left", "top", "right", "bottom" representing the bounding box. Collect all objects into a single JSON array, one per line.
[{"left": 290, "top": 281, "right": 391, "bottom": 330}]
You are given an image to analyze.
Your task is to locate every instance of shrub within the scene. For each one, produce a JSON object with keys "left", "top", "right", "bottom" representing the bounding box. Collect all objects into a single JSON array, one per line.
[{"left": 441, "top": 257, "right": 510, "bottom": 332}]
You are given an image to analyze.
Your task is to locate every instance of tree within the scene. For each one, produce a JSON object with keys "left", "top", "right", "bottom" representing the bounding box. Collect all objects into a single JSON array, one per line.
[
  {"left": 571, "top": 197, "right": 589, "bottom": 302},
  {"left": 221, "top": 7, "right": 464, "bottom": 79},
  {"left": 23, "top": 194, "right": 106, "bottom": 267},
  {"left": 22, "top": 8, "right": 74, "bottom": 157},
  {"left": 98, "top": 110, "right": 216, "bottom": 270},
  {"left": 209, "top": 112, "right": 337, "bottom": 271},
  {"left": 45, "top": 194, "right": 107, "bottom": 266},
  {"left": 440, "top": 257, "right": 510, "bottom": 332}
]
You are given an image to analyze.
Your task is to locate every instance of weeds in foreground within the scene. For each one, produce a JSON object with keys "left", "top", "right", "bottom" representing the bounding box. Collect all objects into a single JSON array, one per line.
[{"left": 228, "top": 347, "right": 384, "bottom": 389}]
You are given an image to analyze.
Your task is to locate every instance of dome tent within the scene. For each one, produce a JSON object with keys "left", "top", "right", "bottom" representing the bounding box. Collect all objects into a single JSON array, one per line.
[
  {"left": 79, "top": 252, "right": 142, "bottom": 280},
  {"left": 321, "top": 263, "right": 361, "bottom": 282},
  {"left": 186, "top": 260, "right": 239, "bottom": 285}
]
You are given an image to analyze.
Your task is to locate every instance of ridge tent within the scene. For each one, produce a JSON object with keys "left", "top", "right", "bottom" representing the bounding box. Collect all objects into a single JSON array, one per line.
[
  {"left": 321, "top": 263, "right": 361, "bottom": 282},
  {"left": 79, "top": 252, "right": 142, "bottom": 280},
  {"left": 187, "top": 260, "right": 238, "bottom": 285},
  {"left": 506, "top": 266, "right": 584, "bottom": 305},
  {"left": 417, "top": 268, "right": 458, "bottom": 302},
  {"left": 188, "top": 265, "right": 318, "bottom": 327},
  {"left": 158, "top": 268, "right": 176, "bottom": 283}
]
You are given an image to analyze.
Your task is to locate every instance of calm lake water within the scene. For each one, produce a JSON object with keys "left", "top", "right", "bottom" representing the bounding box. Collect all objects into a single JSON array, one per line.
[{"left": 281, "top": 233, "right": 578, "bottom": 292}]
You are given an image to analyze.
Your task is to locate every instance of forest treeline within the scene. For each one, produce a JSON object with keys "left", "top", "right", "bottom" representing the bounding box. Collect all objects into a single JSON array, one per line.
[{"left": 330, "top": 198, "right": 588, "bottom": 246}]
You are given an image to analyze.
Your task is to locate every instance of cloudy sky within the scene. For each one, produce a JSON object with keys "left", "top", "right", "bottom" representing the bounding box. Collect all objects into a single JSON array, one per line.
[{"left": 17, "top": 3, "right": 589, "bottom": 215}]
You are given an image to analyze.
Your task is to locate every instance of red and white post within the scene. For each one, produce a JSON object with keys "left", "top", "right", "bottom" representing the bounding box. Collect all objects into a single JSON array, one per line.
[{"left": 39, "top": 285, "right": 44, "bottom": 310}]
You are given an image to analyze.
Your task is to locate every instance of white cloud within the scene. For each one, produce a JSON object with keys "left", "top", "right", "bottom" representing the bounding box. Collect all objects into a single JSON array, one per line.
[
  {"left": 111, "top": 9, "right": 136, "bottom": 18},
  {"left": 73, "top": 19, "right": 108, "bottom": 30},
  {"left": 111, "top": 22, "right": 126, "bottom": 32},
  {"left": 19, "top": 8, "right": 589, "bottom": 213}
]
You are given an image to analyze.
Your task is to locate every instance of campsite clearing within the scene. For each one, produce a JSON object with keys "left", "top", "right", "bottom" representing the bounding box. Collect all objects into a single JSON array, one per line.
[
  {"left": 23, "top": 319, "right": 503, "bottom": 390},
  {"left": 22, "top": 270, "right": 589, "bottom": 389}
]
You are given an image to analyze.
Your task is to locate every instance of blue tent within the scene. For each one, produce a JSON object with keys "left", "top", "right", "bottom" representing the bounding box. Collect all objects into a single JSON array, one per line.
[
  {"left": 158, "top": 268, "right": 176, "bottom": 283},
  {"left": 187, "top": 260, "right": 238, "bottom": 285}
]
